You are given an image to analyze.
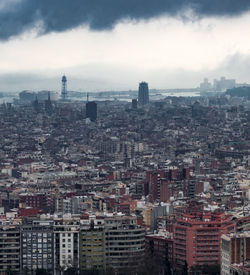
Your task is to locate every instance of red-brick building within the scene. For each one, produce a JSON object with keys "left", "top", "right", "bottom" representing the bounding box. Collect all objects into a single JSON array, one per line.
[{"left": 173, "top": 212, "right": 236, "bottom": 269}]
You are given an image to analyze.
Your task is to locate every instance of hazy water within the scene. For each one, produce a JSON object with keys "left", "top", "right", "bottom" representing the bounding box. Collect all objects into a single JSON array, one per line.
[
  {"left": 0, "top": 96, "right": 17, "bottom": 104},
  {"left": 0, "top": 91, "right": 200, "bottom": 104},
  {"left": 90, "top": 91, "right": 200, "bottom": 102}
]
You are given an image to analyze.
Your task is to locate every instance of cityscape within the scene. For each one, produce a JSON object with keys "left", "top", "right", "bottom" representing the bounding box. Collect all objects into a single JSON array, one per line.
[
  {"left": 1, "top": 1, "right": 250, "bottom": 275},
  {"left": 0, "top": 76, "right": 250, "bottom": 275}
]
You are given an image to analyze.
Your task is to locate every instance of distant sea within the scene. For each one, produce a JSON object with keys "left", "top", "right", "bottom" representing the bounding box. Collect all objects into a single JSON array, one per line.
[
  {"left": 0, "top": 96, "right": 18, "bottom": 104},
  {"left": 89, "top": 91, "right": 200, "bottom": 102},
  {"left": 0, "top": 91, "right": 200, "bottom": 104}
]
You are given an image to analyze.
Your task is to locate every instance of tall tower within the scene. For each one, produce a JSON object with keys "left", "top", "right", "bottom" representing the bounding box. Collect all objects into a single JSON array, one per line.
[
  {"left": 61, "top": 75, "right": 67, "bottom": 100},
  {"left": 86, "top": 101, "right": 97, "bottom": 122},
  {"left": 138, "top": 82, "right": 149, "bottom": 106}
]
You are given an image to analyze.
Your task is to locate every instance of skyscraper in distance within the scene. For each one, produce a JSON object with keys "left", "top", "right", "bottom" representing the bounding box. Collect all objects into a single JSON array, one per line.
[
  {"left": 86, "top": 101, "right": 97, "bottom": 122},
  {"left": 138, "top": 82, "right": 149, "bottom": 106},
  {"left": 132, "top": 99, "right": 137, "bottom": 109},
  {"left": 61, "top": 75, "right": 67, "bottom": 100}
]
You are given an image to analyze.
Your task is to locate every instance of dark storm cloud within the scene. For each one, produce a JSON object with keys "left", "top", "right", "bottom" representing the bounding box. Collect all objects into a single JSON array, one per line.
[{"left": 0, "top": 0, "right": 250, "bottom": 40}]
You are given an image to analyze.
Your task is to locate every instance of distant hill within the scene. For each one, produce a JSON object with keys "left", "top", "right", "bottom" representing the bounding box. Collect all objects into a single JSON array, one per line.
[{"left": 225, "top": 86, "right": 250, "bottom": 100}]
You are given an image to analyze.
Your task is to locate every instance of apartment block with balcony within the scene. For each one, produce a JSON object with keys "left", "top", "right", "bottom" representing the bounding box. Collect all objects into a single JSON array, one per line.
[
  {"left": 173, "top": 212, "right": 236, "bottom": 269},
  {"left": 0, "top": 219, "right": 21, "bottom": 274},
  {"left": 21, "top": 220, "right": 54, "bottom": 274},
  {"left": 104, "top": 215, "right": 145, "bottom": 273}
]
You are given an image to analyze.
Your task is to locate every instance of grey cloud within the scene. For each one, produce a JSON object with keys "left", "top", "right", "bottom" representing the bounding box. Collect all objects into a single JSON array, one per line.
[{"left": 0, "top": 0, "right": 250, "bottom": 40}]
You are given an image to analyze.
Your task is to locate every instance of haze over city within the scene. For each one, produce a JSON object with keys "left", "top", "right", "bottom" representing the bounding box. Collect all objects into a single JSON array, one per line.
[
  {"left": 1, "top": 0, "right": 250, "bottom": 91},
  {"left": 2, "top": 1, "right": 250, "bottom": 275}
]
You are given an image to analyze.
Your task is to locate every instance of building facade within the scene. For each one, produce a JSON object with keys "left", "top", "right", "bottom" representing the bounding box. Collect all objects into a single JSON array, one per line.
[
  {"left": 53, "top": 216, "right": 80, "bottom": 273},
  {"left": 104, "top": 216, "right": 145, "bottom": 273},
  {"left": 138, "top": 82, "right": 149, "bottom": 106},
  {"left": 79, "top": 218, "right": 105, "bottom": 271},
  {"left": 173, "top": 212, "right": 236, "bottom": 269},
  {"left": 0, "top": 220, "right": 21, "bottom": 274},
  {"left": 21, "top": 220, "right": 54, "bottom": 274},
  {"left": 86, "top": 101, "right": 97, "bottom": 122},
  {"left": 221, "top": 232, "right": 250, "bottom": 275}
]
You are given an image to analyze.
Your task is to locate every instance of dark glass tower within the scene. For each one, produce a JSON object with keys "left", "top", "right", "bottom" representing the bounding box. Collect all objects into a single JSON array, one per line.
[
  {"left": 86, "top": 101, "right": 97, "bottom": 121},
  {"left": 138, "top": 82, "right": 149, "bottom": 106}
]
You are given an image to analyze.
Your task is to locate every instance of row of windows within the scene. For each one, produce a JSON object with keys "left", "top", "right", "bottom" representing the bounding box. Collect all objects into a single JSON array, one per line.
[
  {"left": 23, "top": 243, "right": 52, "bottom": 248},
  {"left": 62, "top": 233, "right": 72, "bottom": 237},
  {"left": 23, "top": 254, "right": 52, "bottom": 259},
  {"left": 23, "top": 264, "right": 53, "bottom": 269},
  {"left": 83, "top": 232, "right": 103, "bottom": 236},
  {"left": 22, "top": 249, "right": 52, "bottom": 254},
  {"left": 23, "top": 259, "right": 52, "bottom": 264},
  {"left": 22, "top": 233, "right": 52, "bottom": 237}
]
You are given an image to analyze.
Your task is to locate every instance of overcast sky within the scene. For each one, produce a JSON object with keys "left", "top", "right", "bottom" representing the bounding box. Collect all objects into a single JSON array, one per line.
[{"left": 1, "top": 0, "right": 250, "bottom": 92}]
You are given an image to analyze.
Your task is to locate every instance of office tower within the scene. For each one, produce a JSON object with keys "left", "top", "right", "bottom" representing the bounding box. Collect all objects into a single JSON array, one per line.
[
  {"left": 61, "top": 75, "right": 67, "bottom": 100},
  {"left": 21, "top": 220, "right": 54, "bottom": 273},
  {"left": 138, "top": 82, "right": 149, "bottom": 106},
  {"left": 132, "top": 99, "right": 137, "bottom": 109},
  {"left": 86, "top": 101, "right": 97, "bottom": 122}
]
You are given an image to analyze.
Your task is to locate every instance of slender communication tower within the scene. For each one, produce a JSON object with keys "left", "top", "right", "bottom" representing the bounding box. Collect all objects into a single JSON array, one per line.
[{"left": 61, "top": 75, "right": 67, "bottom": 100}]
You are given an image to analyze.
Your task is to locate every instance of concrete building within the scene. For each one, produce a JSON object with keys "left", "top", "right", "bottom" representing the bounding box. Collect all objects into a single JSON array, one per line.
[
  {"left": 213, "top": 76, "right": 236, "bottom": 91},
  {"left": 53, "top": 216, "right": 80, "bottom": 273},
  {"left": 21, "top": 220, "right": 54, "bottom": 274},
  {"left": 79, "top": 217, "right": 105, "bottom": 271},
  {"left": 145, "top": 233, "right": 173, "bottom": 265},
  {"left": 200, "top": 78, "right": 212, "bottom": 92},
  {"left": 230, "top": 264, "right": 250, "bottom": 275},
  {"left": 221, "top": 232, "right": 250, "bottom": 275},
  {"left": 0, "top": 219, "right": 21, "bottom": 274},
  {"left": 104, "top": 215, "right": 145, "bottom": 273},
  {"left": 173, "top": 212, "right": 236, "bottom": 269}
]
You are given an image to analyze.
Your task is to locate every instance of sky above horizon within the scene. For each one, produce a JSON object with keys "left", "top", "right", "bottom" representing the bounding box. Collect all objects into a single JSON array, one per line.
[{"left": 1, "top": 0, "right": 250, "bottom": 92}]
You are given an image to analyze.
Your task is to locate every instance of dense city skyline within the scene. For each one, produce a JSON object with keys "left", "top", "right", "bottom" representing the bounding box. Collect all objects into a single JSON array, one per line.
[{"left": 1, "top": 2, "right": 250, "bottom": 274}]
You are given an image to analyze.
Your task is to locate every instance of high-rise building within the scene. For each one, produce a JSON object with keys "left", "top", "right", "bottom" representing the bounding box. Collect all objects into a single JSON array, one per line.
[
  {"left": 132, "top": 99, "right": 137, "bottom": 109},
  {"left": 0, "top": 219, "right": 21, "bottom": 274},
  {"left": 173, "top": 212, "right": 236, "bottom": 269},
  {"left": 79, "top": 218, "right": 105, "bottom": 271},
  {"left": 54, "top": 216, "right": 80, "bottom": 273},
  {"left": 138, "top": 82, "right": 149, "bottom": 106},
  {"left": 21, "top": 220, "right": 54, "bottom": 274},
  {"left": 104, "top": 215, "right": 145, "bottom": 273},
  {"left": 86, "top": 101, "right": 97, "bottom": 122},
  {"left": 145, "top": 233, "right": 174, "bottom": 268}
]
